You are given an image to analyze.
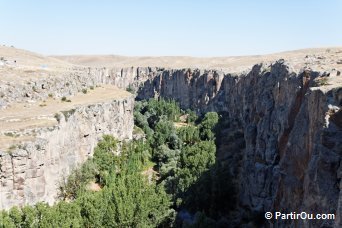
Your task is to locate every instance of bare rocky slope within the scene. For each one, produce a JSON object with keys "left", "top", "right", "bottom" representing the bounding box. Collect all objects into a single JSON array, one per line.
[{"left": 1, "top": 46, "right": 342, "bottom": 227}]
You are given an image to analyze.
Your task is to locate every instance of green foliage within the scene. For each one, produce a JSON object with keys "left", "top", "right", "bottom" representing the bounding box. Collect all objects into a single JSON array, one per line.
[
  {"left": 93, "top": 135, "right": 118, "bottom": 185},
  {"left": 82, "top": 88, "right": 88, "bottom": 94},
  {"left": 8, "top": 207, "right": 22, "bottom": 226},
  {"left": 1, "top": 135, "right": 173, "bottom": 228},
  {"left": 61, "top": 96, "right": 71, "bottom": 102},
  {"left": 1, "top": 99, "right": 235, "bottom": 227},
  {"left": 180, "top": 141, "right": 216, "bottom": 174},
  {"left": 21, "top": 206, "right": 38, "bottom": 227},
  {"left": 126, "top": 84, "right": 135, "bottom": 93},
  {"left": 134, "top": 111, "right": 154, "bottom": 138},
  {"left": 199, "top": 112, "right": 219, "bottom": 140},
  {"left": 152, "top": 120, "right": 175, "bottom": 148},
  {"left": 185, "top": 109, "right": 198, "bottom": 123},
  {"left": 0, "top": 211, "right": 16, "bottom": 228},
  {"left": 177, "top": 125, "right": 200, "bottom": 145},
  {"left": 58, "top": 161, "right": 97, "bottom": 200},
  {"left": 135, "top": 98, "right": 181, "bottom": 124}
]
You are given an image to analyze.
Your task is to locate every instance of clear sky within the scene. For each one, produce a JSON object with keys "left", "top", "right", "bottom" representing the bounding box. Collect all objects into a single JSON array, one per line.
[{"left": 0, "top": 0, "right": 341, "bottom": 56}]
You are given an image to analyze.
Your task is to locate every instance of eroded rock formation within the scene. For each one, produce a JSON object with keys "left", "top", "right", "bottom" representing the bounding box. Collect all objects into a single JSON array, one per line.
[
  {"left": 0, "top": 98, "right": 134, "bottom": 209},
  {"left": 136, "top": 62, "right": 342, "bottom": 227},
  {"left": 1, "top": 46, "right": 341, "bottom": 227}
]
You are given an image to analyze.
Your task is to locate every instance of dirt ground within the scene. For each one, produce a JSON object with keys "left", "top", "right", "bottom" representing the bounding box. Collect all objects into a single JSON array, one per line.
[{"left": 0, "top": 85, "right": 132, "bottom": 150}]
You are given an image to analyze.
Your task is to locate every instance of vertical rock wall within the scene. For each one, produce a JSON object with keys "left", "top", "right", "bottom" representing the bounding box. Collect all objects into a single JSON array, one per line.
[
  {"left": 136, "top": 62, "right": 342, "bottom": 227},
  {"left": 0, "top": 98, "right": 134, "bottom": 209}
]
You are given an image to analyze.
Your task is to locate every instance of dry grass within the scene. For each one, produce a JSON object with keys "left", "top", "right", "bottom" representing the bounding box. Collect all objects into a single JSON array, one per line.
[
  {"left": 53, "top": 47, "right": 342, "bottom": 73},
  {"left": 0, "top": 85, "right": 132, "bottom": 150}
]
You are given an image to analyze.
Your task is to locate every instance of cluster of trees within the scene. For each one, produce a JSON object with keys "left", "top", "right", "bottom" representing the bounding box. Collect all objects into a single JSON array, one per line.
[
  {"left": 1, "top": 98, "right": 235, "bottom": 227},
  {"left": 0, "top": 136, "right": 174, "bottom": 227},
  {"left": 134, "top": 99, "right": 235, "bottom": 226}
]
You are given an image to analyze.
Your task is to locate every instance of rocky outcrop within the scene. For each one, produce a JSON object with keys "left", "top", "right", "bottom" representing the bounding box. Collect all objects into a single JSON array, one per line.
[
  {"left": 0, "top": 98, "right": 134, "bottom": 209},
  {"left": 0, "top": 67, "right": 158, "bottom": 109},
  {"left": 136, "top": 62, "right": 342, "bottom": 227}
]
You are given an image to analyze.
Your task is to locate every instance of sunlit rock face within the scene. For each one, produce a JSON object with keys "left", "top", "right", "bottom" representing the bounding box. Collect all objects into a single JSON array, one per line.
[{"left": 0, "top": 98, "right": 134, "bottom": 209}]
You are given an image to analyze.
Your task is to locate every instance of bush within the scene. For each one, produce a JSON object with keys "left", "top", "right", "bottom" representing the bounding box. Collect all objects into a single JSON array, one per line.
[
  {"left": 54, "top": 113, "right": 61, "bottom": 123},
  {"left": 126, "top": 85, "right": 135, "bottom": 93}
]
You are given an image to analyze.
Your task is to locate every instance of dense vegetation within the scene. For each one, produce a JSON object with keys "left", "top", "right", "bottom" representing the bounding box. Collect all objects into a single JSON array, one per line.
[{"left": 0, "top": 99, "right": 235, "bottom": 227}]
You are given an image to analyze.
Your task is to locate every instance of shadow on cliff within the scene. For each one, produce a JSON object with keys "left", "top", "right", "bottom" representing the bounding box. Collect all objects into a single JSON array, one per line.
[{"left": 174, "top": 112, "right": 267, "bottom": 227}]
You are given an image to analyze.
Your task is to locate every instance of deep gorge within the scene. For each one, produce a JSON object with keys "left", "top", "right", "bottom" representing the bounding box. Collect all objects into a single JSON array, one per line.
[{"left": 1, "top": 60, "right": 341, "bottom": 227}]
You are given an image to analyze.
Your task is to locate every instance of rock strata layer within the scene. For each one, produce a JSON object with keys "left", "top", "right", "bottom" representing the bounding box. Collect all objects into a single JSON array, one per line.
[{"left": 0, "top": 96, "right": 134, "bottom": 209}]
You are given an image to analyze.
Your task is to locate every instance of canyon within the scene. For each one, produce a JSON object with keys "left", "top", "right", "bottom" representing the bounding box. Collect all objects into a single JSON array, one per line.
[{"left": 1, "top": 46, "right": 341, "bottom": 227}]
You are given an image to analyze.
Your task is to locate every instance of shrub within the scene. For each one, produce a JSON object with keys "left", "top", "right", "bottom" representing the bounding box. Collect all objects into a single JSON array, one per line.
[
  {"left": 126, "top": 85, "right": 135, "bottom": 93},
  {"left": 54, "top": 113, "right": 61, "bottom": 123},
  {"left": 61, "top": 109, "right": 76, "bottom": 122},
  {"left": 58, "top": 161, "right": 97, "bottom": 200},
  {"left": 318, "top": 78, "right": 329, "bottom": 86},
  {"left": 4, "top": 132, "right": 15, "bottom": 137}
]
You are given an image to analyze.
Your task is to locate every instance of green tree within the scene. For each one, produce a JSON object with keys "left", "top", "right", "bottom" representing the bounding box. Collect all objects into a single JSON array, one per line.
[
  {"left": 54, "top": 202, "right": 82, "bottom": 228},
  {"left": 21, "top": 206, "right": 38, "bottom": 228},
  {"left": 93, "top": 135, "right": 118, "bottom": 185},
  {"left": 177, "top": 125, "right": 200, "bottom": 145},
  {"left": 199, "top": 112, "right": 219, "bottom": 140},
  {"left": 58, "top": 160, "right": 97, "bottom": 200},
  {"left": 78, "top": 193, "right": 104, "bottom": 227},
  {"left": 8, "top": 207, "right": 22, "bottom": 226},
  {"left": 0, "top": 211, "right": 16, "bottom": 228}
]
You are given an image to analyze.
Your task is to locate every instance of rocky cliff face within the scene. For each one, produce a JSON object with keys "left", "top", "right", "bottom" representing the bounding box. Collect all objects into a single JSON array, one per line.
[
  {"left": 0, "top": 67, "right": 157, "bottom": 109},
  {"left": 0, "top": 98, "right": 134, "bottom": 209},
  {"left": 1, "top": 47, "right": 341, "bottom": 227},
  {"left": 136, "top": 62, "right": 342, "bottom": 227}
]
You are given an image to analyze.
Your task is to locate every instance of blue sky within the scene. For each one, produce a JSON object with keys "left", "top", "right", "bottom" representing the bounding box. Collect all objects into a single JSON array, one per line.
[{"left": 0, "top": 0, "right": 341, "bottom": 56}]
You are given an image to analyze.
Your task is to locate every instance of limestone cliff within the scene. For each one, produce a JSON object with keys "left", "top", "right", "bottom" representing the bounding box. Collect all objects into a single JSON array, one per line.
[
  {"left": 136, "top": 62, "right": 342, "bottom": 227},
  {"left": 0, "top": 97, "right": 134, "bottom": 209}
]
